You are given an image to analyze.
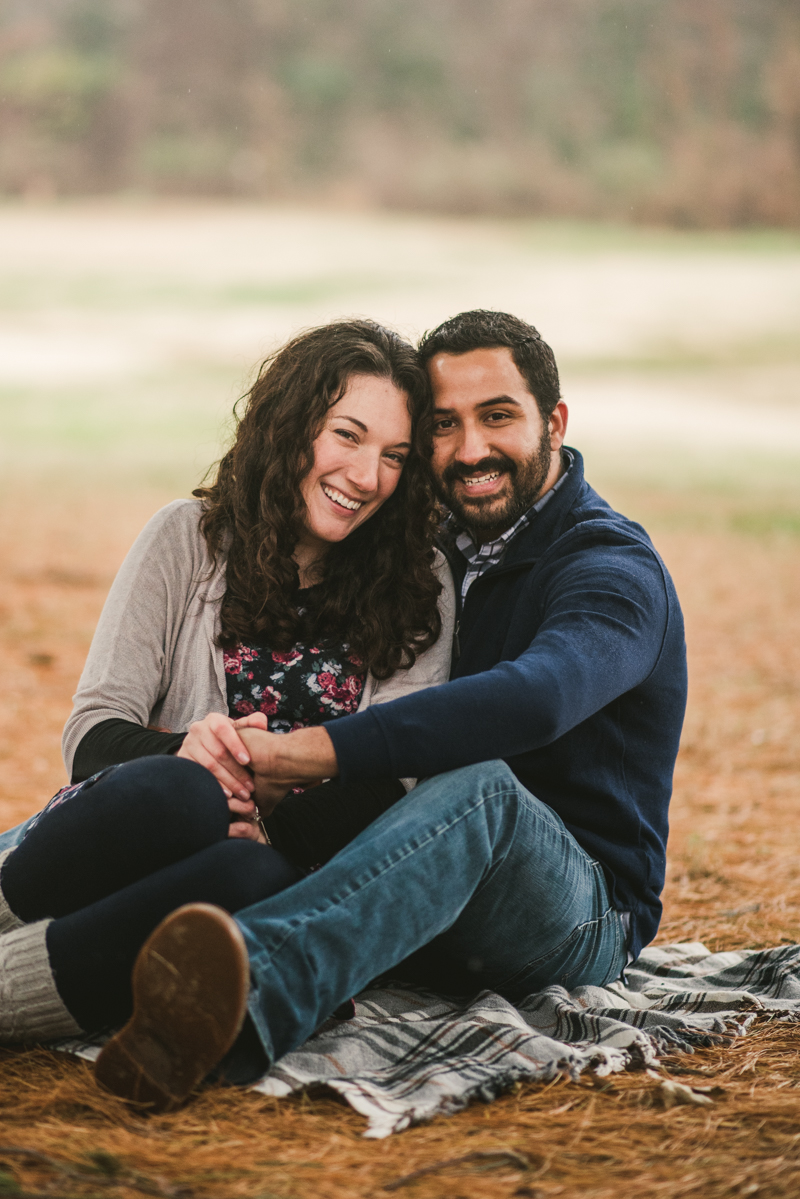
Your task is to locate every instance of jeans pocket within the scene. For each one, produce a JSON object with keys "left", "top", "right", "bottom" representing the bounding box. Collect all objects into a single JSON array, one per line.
[
  {"left": 560, "top": 906, "right": 624, "bottom": 991},
  {"left": 495, "top": 919, "right": 589, "bottom": 999}
]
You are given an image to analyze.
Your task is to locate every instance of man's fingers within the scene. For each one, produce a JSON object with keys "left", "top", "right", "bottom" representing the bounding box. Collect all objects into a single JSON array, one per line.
[
  {"left": 233, "top": 713, "right": 269, "bottom": 731},
  {"left": 227, "top": 820, "right": 263, "bottom": 842},
  {"left": 236, "top": 728, "right": 282, "bottom": 779},
  {"left": 228, "top": 795, "right": 257, "bottom": 817},
  {"left": 252, "top": 780, "right": 291, "bottom": 817}
]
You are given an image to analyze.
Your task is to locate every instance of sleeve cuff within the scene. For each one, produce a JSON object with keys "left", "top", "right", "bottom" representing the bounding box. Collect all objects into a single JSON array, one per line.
[{"left": 325, "top": 709, "right": 395, "bottom": 782}]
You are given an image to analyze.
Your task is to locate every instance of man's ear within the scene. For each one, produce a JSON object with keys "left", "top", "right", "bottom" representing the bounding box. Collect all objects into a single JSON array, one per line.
[{"left": 548, "top": 400, "right": 568, "bottom": 451}]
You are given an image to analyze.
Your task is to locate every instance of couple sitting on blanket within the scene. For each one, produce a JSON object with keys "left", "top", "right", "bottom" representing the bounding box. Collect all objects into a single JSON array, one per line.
[{"left": 0, "top": 309, "right": 687, "bottom": 1111}]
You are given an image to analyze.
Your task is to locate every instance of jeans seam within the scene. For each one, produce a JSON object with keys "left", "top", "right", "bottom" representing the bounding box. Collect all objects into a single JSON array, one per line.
[
  {"left": 600, "top": 908, "right": 624, "bottom": 986},
  {"left": 245, "top": 779, "right": 521, "bottom": 967},
  {"left": 492, "top": 862, "right": 617, "bottom": 993},
  {"left": 471, "top": 817, "right": 577, "bottom": 902}
]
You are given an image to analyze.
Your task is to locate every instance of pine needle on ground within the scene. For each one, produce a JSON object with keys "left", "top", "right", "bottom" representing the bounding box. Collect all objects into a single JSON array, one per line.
[{"left": 1, "top": 491, "right": 799, "bottom": 1199}]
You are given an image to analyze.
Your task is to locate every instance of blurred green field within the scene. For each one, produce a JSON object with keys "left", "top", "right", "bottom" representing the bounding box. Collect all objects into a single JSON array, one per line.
[{"left": 1, "top": 203, "right": 799, "bottom": 535}]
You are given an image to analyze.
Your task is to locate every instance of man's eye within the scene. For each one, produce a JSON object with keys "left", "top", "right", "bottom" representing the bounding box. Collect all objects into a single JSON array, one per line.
[
  {"left": 486, "top": 411, "right": 512, "bottom": 423},
  {"left": 434, "top": 419, "right": 454, "bottom": 432}
]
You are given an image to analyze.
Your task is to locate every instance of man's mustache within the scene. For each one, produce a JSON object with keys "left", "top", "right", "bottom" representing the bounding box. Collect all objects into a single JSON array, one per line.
[{"left": 440, "top": 456, "right": 516, "bottom": 488}]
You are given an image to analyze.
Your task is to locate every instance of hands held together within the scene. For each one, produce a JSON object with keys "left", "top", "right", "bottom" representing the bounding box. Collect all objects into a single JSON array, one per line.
[{"left": 176, "top": 712, "right": 338, "bottom": 842}]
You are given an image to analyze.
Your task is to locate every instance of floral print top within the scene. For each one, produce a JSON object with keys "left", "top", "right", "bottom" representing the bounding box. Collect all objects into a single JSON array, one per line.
[{"left": 223, "top": 638, "right": 365, "bottom": 733}]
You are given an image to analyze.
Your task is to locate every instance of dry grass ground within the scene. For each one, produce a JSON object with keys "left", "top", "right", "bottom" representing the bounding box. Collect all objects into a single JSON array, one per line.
[
  {"left": 1, "top": 204, "right": 799, "bottom": 1197},
  {"left": 0, "top": 481, "right": 799, "bottom": 1199}
]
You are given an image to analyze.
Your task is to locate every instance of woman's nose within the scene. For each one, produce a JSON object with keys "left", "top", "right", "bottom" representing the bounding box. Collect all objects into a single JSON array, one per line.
[{"left": 346, "top": 450, "right": 381, "bottom": 494}]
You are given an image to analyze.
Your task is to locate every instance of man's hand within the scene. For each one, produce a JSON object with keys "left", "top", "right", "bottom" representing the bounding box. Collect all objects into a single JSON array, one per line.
[{"left": 237, "top": 725, "right": 338, "bottom": 816}]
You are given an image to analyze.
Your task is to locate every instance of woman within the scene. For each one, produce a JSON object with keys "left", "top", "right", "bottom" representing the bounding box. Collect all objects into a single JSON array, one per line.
[{"left": 0, "top": 319, "right": 454, "bottom": 1048}]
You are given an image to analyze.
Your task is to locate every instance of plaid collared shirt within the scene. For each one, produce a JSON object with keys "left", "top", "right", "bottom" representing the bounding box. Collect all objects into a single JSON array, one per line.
[{"left": 453, "top": 451, "right": 573, "bottom": 601}]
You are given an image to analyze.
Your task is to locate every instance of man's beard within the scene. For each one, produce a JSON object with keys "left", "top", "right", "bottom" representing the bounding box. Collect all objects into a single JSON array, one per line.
[{"left": 436, "top": 426, "right": 553, "bottom": 539}]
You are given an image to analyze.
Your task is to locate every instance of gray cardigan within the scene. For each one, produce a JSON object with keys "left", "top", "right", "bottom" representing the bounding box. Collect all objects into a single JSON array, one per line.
[{"left": 62, "top": 500, "right": 456, "bottom": 779}]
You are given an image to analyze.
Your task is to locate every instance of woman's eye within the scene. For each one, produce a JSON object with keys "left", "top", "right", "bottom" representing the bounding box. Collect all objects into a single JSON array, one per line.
[
  {"left": 334, "top": 428, "right": 357, "bottom": 442},
  {"left": 385, "top": 452, "right": 407, "bottom": 466}
]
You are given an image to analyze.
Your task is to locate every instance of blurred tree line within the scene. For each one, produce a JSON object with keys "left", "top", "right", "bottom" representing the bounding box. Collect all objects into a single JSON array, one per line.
[{"left": 1, "top": 0, "right": 799, "bottom": 225}]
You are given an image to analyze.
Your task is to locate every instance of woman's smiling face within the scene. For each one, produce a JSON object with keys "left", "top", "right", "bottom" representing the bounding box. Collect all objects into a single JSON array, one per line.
[{"left": 296, "top": 373, "right": 412, "bottom": 570}]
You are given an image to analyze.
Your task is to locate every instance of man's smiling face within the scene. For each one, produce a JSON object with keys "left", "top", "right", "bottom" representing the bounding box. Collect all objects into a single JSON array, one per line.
[{"left": 429, "top": 346, "right": 568, "bottom": 542}]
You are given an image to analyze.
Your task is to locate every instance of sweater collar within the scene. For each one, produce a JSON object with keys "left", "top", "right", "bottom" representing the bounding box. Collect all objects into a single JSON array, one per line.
[{"left": 498, "top": 446, "right": 586, "bottom": 567}]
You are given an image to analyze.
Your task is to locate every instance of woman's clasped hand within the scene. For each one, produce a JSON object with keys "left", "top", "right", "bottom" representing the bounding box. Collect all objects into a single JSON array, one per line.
[{"left": 175, "top": 711, "right": 275, "bottom": 838}]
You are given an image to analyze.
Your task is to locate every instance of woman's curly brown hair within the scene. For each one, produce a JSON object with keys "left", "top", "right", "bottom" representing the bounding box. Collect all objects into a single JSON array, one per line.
[{"left": 194, "top": 319, "right": 442, "bottom": 679}]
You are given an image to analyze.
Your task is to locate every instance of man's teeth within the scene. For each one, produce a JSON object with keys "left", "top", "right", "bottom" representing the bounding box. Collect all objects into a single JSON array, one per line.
[
  {"left": 322, "top": 484, "right": 363, "bottom": 511},
  {"left": 464, "top": 472, "right": 501, "bottom": 487}
]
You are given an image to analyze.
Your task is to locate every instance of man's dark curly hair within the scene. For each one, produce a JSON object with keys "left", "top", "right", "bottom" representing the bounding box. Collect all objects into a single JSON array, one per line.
[
  {"left": 194, "top": 319, "right": 442, "bottom": 680},
  {"left": 418, "top": 309, "right": 561, "bottom": 418}
]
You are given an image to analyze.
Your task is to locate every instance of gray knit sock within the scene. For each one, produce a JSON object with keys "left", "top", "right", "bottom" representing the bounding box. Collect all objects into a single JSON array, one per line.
[
  {"left": 0, "top": 847, "right": 24, "bottom": 934},
  {"left": 0, "top": 920, "right": 83, "bottom": 1043}
]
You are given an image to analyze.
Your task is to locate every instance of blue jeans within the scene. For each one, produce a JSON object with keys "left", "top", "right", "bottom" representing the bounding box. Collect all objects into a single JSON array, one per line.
[{"left": 237, "top": 760, "right": 627, "bottom": 1065}]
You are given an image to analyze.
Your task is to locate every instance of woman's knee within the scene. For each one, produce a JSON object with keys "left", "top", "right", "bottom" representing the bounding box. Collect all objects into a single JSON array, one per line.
[
  {"left": 91, "top": 756, "right": 231, "bottom": 847},
  {"left": 17, "top": 756, "right": 231, "bottom": 872}
]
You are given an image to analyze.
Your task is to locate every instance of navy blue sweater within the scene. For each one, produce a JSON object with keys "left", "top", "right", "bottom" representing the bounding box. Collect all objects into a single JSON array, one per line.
[{"left": 327, "top": 450, "right": 687, "bottom": 958}]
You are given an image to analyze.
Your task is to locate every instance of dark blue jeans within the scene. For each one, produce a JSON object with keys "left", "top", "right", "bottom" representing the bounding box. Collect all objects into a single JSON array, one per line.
[{"left": 237, "top": 761, "right": 627, "bottom": 1065}]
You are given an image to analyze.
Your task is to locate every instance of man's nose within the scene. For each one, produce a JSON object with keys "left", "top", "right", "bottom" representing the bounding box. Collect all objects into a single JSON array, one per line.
[{"left": 454, "top": 422, "right": 492, "bottom": 465}]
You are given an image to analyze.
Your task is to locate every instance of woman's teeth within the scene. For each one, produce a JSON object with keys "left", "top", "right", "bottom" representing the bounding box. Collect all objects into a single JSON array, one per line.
[
  {"left": 322, "top": 484, "right": 363, "bottom": 511},
  {"left": 464, "top": 471, "right": 501, "bottom": 487}
]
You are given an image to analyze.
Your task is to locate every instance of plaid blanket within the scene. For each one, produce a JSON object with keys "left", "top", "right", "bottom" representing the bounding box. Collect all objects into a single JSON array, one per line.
[{"left": 61, "top": 940, "right": 800, "bottom": 1139}]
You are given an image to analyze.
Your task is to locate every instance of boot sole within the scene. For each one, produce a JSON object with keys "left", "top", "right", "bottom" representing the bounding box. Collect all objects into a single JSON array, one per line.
[{"left": 95, "top": 903, "right": 250, "bottom": 1112}]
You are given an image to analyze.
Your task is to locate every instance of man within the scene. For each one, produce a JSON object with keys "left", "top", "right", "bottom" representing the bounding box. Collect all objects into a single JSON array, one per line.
[{"left": 96, "top": 310, "right": 687, "bottom": 1110}]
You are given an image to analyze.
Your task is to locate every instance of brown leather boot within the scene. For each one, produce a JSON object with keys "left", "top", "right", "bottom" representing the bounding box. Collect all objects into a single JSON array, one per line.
[{"left": 95, "top": 903, "right": 250, "bottom": 1112}]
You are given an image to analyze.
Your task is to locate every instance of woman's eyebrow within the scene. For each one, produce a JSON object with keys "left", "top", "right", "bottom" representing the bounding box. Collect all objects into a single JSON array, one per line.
[
  {"left": 335, "top": 414, "right": 368, "bottom": 432},
  {"left": 336, "top": 413, "right": 411, "bottom": 449}
]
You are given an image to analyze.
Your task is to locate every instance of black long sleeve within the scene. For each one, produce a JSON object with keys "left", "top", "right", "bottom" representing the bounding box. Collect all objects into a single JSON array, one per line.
[{"left": 71, "top": 718, "right": 186, "bottom": 783}]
